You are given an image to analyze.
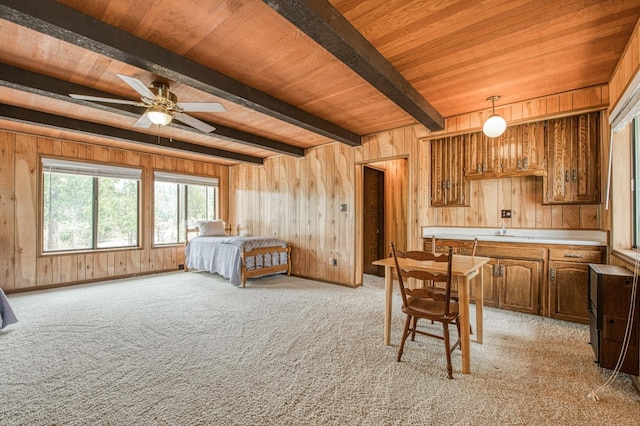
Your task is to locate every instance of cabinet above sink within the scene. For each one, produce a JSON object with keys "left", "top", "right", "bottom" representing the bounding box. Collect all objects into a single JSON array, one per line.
[{"left": 464, "top": 121, "right": 547, "bottom": 180}]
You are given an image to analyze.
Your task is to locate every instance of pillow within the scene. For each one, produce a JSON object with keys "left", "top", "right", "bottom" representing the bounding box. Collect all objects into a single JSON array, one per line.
[{"left": 197, "top": 220, "right": 226, "bottom": 237}]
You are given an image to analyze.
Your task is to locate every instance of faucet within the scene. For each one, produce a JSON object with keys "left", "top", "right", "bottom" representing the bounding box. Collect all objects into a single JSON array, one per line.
[{"left": 501, "top": 224, "right": 507, "bottom": 236}]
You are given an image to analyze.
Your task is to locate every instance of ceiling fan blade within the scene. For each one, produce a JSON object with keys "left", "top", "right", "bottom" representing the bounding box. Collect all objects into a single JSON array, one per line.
[
  {"left": 69, "top": 94, "right": 140, "bottom": 106},
  {"left": 176, "top": 102, "right": 226, "bottom": 113},
  {"left": 174, "top": 112, "right": 216, "bottom": 133},
  {"left": 133, "top": 112, "right": 152, "bottom": 128},
  {"left": 117, "top": 74, "right": 156, "bottom": 99}
]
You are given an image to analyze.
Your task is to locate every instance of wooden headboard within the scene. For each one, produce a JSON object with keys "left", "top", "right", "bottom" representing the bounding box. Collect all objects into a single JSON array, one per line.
[{"left": 185, "top": 222, "right": 233, "bottom": 244}]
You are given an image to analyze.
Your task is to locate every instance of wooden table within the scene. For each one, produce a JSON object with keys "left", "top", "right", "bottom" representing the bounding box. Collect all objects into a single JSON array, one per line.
[{"left": 373, "top": 255, "right": 490, "bottom": 374}]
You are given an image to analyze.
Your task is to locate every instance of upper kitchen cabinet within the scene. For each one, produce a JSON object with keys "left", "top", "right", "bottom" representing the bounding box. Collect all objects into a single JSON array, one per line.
[
  {"left": 464, "top": 131, "right": 499, "bottom": 179},
  {"left": 544, "top": 112, "right": 600, "bottom": 204},
  {"left": 464, "top": 121, "right": 546, "bottom": 179},
  {"left": 509, "top": 121, "right": 547, "bottom": 175},
  {"left": 431, "top": 135, "right": 469, "bottom": 207}
]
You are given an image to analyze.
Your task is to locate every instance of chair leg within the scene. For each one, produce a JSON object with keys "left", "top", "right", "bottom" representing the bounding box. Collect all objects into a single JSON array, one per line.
[
  {"left": 397, "top": 315, "right": 412, "bottom": 362},
  {"left": 410, "top": 316, "right": 418, "bottom": 341},
  {"left": 455, "top": 317, "right": 462, "bottom": 352},
  {"left": 443, "top": 322, "right": 453, "bottom": 379}
]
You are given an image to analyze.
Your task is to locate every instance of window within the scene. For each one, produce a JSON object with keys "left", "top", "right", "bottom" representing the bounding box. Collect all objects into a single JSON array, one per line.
[
  {"left": 153, "top": 172, "right": 219, "bottom": 244},
  {"left": 42, "top": 158, "right": 141, "bottom": 252},
  {"left": 610, "top": 78, "right": 640, "bottom": 252}
]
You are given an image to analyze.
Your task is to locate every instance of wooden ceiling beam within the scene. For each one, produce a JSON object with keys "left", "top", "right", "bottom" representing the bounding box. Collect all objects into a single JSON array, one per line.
[
  {"left": 0, "top": 103, "right": 264, "bottom": 165},
  {"left": 0, "top": 0, "right": 361, "bottom": 146},
  {"left": 0, "top": 64, "right": 305, "bottom": 158},
  {"left": 263, "top": 0, "right": 444, "bottom": 131}
]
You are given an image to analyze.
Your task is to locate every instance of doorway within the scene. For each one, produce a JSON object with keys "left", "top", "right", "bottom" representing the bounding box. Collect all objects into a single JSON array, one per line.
[{"left": 363, "top": 166, "right": 385, "bottom": 276}]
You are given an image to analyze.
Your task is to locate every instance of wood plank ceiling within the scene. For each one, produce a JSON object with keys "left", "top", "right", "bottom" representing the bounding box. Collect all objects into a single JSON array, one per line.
[{"left": 0, "top": 0, "right": 638, "bottom": 165}]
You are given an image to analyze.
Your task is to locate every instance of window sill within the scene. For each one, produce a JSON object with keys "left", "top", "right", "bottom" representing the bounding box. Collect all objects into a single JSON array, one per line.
[
  {"left": 40, "top": 246, "right": 142, "bottom": 257},
  {"left": 611, "top": 248, "right": 640, "bottom": 266}
]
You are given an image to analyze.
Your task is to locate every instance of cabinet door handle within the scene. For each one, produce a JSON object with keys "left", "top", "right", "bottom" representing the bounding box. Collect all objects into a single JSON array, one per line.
[
  {"left": 517, "top": 158, "right": 522, "bottom": 170},
  {"left": 500, "top": 265, "right": 504, "bottom": 277},
  {"left": 565, "top": 171, "right": 570, "bottom": 182},
  {"left": 483, "top": 162, "right": 487, "bottom": 172},
  {"left": 572, "top": 170, "right": 577, "bottom": 182},
  {"left": 493, "top": 264, "right": 499, "bottom": 277},
  {"left": 523, "top": 157, "right": 528, "bottom": 169},
  {"left": 549, "top": 268, "right": 555, "bottom": 281},
  {"left": 563, "top": 254, "right": 584, "bottom": 258}
]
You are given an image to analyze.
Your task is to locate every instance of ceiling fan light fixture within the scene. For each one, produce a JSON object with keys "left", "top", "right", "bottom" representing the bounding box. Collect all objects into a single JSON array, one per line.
[
  {"left": 482, "top": 95, "right": 507, "bottom": 138},
  {"left": 147, "top": 108, "right": 173, "bottom": 126}
]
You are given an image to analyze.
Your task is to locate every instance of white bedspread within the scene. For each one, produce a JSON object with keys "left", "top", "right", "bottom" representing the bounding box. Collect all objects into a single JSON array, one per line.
[
  {"left": 185, "top": 236, "right": 243, "bottom": 285},
  {"left": 184, "top": 236, "right": 288, "bottom": 286}
]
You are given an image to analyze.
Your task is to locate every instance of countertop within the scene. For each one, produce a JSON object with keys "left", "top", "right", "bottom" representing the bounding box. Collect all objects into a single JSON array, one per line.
[{"left": 421, "top": 226, "right": 607, "bottom": 246}]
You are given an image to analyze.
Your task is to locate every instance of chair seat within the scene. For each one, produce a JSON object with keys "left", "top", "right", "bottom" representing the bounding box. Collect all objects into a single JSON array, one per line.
[
  {"left": 415, "top": 285, "right": 458, "bottom": 301},
  {"left": 404, "top": 297, "right": 460, "bottom": 322}
]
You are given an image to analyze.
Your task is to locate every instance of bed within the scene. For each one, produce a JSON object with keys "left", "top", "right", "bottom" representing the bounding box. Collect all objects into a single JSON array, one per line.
[{"left": 184, "top": 221, "right": 291, "bottom": 287}]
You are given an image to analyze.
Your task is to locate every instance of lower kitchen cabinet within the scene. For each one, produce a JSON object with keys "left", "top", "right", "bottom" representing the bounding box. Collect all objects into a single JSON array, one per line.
[
  {"left": 474, "top": 260, "right": 499, "bottom": 308},
  {"left": 548, "top": 247, "right": 605, "bottom": 323},
  {"left": 428, "top": 238, "right": 605, "bottom": 322},
  {"left": 471, "top": 258, "right": 542, "bottom": 315},
  {"left": 499, "top": 259, "right": 542, "bottom": 314},
  {"left": 549, "top": 261, "right": 590, "bottom": 323}
]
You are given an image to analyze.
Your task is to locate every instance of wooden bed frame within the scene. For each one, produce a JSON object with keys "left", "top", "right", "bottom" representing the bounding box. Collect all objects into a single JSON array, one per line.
[{"left": 184, "top": 224, "right": 291, "bottom": 287}]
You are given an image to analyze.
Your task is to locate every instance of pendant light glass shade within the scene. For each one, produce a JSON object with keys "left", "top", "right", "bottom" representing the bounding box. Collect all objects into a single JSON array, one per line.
[
  {"left": 483, "top": 113, "right": 507, "bottom": 137},
  {"left": 147, "top": 108, "right": 173, "bottom": 126},
  {"left": 482, "top": 95, "right": 507, "bottom": 138}
]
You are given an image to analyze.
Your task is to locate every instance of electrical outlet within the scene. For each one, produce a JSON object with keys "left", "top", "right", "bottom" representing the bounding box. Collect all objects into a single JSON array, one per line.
[
  {"left": 331, "top": 258, "right": 338, "bottom": 267},
  {"left": 501, "top": 210, "right": 512, "bottom": 218},
  {"left": 340, "top": 204, "right": 347, "bottom": 212}
]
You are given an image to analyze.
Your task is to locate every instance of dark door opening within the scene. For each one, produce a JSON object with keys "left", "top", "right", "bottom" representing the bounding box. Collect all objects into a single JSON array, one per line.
[{"left": 363, "top": 166, "right": 385, "bottom": 276}]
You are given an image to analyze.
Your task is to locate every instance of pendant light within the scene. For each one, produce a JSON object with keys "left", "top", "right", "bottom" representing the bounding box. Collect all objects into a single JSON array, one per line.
[{"left": 482, "top": 95, "right": 507, "bottom": 138}]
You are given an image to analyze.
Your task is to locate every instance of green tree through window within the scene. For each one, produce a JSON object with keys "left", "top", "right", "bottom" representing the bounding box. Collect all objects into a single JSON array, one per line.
[
  {"left": 42, "top": 158, "right": 141, "bottom": 252},
  {"left": 154, "top": 172, "right": 219, "bottom": 244}
]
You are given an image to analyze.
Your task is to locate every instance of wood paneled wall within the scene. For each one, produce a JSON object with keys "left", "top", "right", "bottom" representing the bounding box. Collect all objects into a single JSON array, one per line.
[
  {"left": 609, "top": 17, "right": 640, "bottom": 115},
  {"left": 440, "top": 85, "right": 608, "bottom": 136},
  {"left": 0, "top": 130, "right": 228, "bottom": 292},
  {"left": 432, "top": 177, "right": 600, "bottom": 229},
  {"left": 230, "top": 143, "right": 355, "bottom": 285},
  {"left": 229, "top": 88, "right": 609, "bottom": 286}
]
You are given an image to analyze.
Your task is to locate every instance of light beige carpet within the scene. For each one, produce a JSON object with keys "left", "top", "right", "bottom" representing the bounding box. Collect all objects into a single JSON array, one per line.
[{"left": 1, "top": 272, "right": 639, "bottom": 425}]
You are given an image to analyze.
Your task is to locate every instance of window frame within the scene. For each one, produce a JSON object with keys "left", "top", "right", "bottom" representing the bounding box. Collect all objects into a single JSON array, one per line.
[
  {"left": 40, "top": 157, "right": 142, "bottom": 255},
  {"left": 633, "top": 118, "right": 640, "bottom": 250},
  {"left": 152, "top": 171, "right": 220, "bottom": 246}
]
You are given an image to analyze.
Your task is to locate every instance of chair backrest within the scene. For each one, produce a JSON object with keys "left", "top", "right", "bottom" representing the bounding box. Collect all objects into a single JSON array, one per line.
[
  {"left": 391, "top": 242, "right": 454, "bottom": 315},
  {"left": 432, "top": 237, "right": 477, "bottom": 259}
]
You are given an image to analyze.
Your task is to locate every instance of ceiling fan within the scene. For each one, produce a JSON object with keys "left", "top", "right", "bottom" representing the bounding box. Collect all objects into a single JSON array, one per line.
[{"left": 70, "top": 74, "right": 226, "bottom": 133}]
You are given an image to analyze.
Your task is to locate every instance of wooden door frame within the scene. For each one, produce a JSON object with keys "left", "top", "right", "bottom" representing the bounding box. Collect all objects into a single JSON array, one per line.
[{"left": 354, "top": 156, "right": 409, "bottom": 286}]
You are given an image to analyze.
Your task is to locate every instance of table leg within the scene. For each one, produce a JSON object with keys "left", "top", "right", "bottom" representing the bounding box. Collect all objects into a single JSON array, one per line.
[
  {"left": 460, "top": 276, "right": 471, "bottom": 374},
  {"left": 475, "top": 270, "right": 484, "bottom": 344},
  {"left": 384, "top": 265, "right": 393, "bottom": 346}
]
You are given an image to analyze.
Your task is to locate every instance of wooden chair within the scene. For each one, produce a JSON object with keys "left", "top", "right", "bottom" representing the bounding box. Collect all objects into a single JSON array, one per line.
[
  {"left": 430, "top": 237, "right": 478, "bottom": 334},
  {"left": 430, "top": 237, "right": 478, "bottom": 298},
  {"left": 391, "top": 242, "right": 461, "bottom": 379}
]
